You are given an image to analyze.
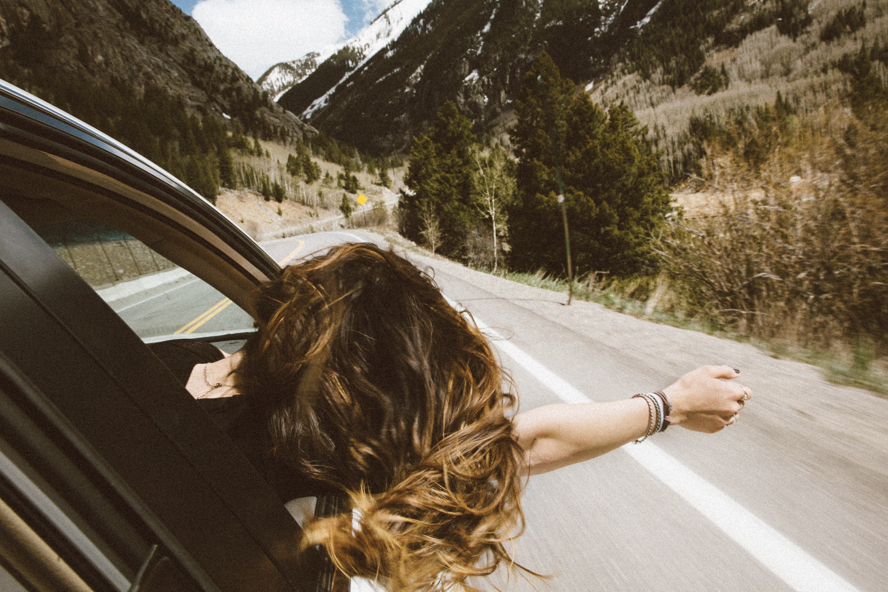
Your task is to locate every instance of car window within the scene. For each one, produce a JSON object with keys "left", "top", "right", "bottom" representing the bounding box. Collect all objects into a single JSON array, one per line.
[{"left": 16, "top": 215, "right": 255, "bottom": 344}]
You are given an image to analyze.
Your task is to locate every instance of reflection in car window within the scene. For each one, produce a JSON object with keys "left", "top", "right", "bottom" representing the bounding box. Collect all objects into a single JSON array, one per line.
[{"left": 34, "top": 218, "right": 255, "bottom": 341}]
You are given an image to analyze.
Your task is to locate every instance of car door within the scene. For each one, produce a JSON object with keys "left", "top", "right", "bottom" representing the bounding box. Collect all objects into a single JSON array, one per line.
[{"left": 0, "top": 80, "right": 333, "bottom": 591}]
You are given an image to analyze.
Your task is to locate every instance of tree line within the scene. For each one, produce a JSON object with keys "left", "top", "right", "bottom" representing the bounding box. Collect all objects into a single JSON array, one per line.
[
  {"left": 399, "top": 52, "right": 669, "bottom": 278},
  {"left": 401, "top": 44, "right": 888, "bottom": 360},
  {"left": 0, "top": 56, "right": 400, "bottom": 205}
]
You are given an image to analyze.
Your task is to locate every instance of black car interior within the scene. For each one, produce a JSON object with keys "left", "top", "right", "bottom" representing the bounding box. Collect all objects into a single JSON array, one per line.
[{"left": 0, "top": 83, "right": 336, "bottom": 591}]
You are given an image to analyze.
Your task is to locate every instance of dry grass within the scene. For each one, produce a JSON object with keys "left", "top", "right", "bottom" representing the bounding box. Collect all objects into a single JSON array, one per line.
[
  {"left": 654, "top": 93, "right": 888, "bottom": 354},
  {"left": 587, "top": 0, "right": 888, "bottom": 178}
]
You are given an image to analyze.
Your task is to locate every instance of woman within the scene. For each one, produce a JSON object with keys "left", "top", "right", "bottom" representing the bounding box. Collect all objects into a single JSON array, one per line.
[{"left": 156, "top": 243, "right": 751, "bottom": 591}]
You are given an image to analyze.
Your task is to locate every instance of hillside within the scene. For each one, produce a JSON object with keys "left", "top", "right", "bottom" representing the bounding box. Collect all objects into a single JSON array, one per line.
[
  {"left": 278, "top": 0, "right": 886, "bottom": 165},
  {"left": 590, "top": 0, "right": 888, "bottom": 183},
  {"left": 280, "top": 0, "right": 663, "bottom": 154},
  {"left": 0, "top": 0, "right": 312, "bottom": 140}
]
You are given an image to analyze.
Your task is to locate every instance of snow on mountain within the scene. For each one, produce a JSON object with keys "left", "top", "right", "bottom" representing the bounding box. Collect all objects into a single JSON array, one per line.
[
  {"left": 348, "top": 0, "right": 432, "bottom": 65},
  {"left": 257, "top": 52, "right": 324, "bottom": 100},
  {"left": 259, "top": 0, "right": 432, "bottom": 101},
  {"left": 633, "top": 0, "right": 663, "bottom": 29}
]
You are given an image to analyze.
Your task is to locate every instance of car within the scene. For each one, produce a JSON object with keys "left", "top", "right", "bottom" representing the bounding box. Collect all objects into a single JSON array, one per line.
[{"left": 0, "top": 78, "right": 340, "bottom": 591}]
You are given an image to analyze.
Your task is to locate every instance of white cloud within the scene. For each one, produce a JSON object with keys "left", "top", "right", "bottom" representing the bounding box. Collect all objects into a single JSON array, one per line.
[
  {"left": 193, "top": 0, "right": 348, "bottom": 80},
  {"left": 359, "top": 0, "right": 391, "bottom": 23}
]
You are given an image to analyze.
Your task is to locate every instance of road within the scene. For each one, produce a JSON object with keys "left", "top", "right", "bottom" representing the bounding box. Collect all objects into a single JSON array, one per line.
[{"left": 115, "top": 230, "right": 888, "bottom": 592}]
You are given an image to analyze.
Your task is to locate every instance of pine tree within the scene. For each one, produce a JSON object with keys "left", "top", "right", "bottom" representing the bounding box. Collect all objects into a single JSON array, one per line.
[
  {"left": 286, "top": 153, "right": 302, "bottom": 177},
  {"left": 339, "top": 193, "right": 353, "bottom": 223},
  {"left": 272, "top": 181, "right": 286, "bottom": 203},
  {"left": 401, "top": 101, "right": 477, "bottom": 258},
  {"left": 378, "top": 165, "right": 392, "bottom": 188},
  {"left": 400, "top": 134, "right": 442, "bottom": 245},
  {"left": 509, "top": 53, "right": 670, "bottom": 277},
  {"left": 305, "top": 160, "right": 322, "bottom": 184},
  {"left": 260, "top": 174, "right": 272, "bottom": 201},
  {"left": 849, "top": 45, "right": 888, "bottom": 118},
  {"left": 218, "top": 145, "right": 234, "bottom": 188},
  {"left": 775, "top": 0, "right": 812, "bottom": 40}
]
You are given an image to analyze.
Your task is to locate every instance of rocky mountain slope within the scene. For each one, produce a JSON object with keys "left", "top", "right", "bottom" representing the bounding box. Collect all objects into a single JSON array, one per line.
[
  {"left": 0, "top": 0, "right": 313, "bottom": 140},
  {"left": 277, "top": 0, "right": 886, "bottom": 161},
  {"left": 278, "top": 0, "right": 664, "bottom": 153},
  {"left": 258, "top": 51, "right": 324, "bottom": 100},
  {"left": 261, "top": 0, "right": 432, "bottom": 106}
]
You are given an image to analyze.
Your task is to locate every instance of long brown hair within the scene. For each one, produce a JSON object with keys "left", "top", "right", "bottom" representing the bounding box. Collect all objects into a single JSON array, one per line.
[{"left": 241, "top": 243, "right": 526, "bottom": 590}]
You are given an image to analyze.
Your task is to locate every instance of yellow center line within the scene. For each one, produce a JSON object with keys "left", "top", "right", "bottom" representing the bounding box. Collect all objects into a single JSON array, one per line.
[
  {"left": 174, "top": 297, "right": 232, "bottom": 334},
  {"left": 173, "top": 239, "right": 306, "bottom": 334},
  {"left": 277, "top": 240, "right": 305, "bottom": 266}
]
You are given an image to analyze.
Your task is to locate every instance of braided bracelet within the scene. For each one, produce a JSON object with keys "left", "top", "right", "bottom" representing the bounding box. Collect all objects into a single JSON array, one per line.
[
  {"left": 649, "top": 391, "right": 665, "bottom": 433},
  {"left": 632, "top": 393, "right": 658, "bottom": 443}
]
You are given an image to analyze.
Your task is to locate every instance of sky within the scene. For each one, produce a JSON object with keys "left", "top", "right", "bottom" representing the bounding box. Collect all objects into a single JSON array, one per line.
[{"left": 170, "top": 0, "right": 390, "bottom": 80}]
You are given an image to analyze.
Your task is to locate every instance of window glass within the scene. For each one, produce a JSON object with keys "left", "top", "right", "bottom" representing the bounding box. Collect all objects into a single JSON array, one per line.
[
  {"left": 34, "top": 218, "right": 255, "bottom": 343},
  {"left": 0, "top": 564, "right": 30, "bottom": 592}
]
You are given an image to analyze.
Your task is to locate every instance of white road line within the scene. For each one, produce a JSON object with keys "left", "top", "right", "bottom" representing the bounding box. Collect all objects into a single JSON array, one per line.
[
  {"left": 627, "top": 445, "right": 859, "bottom": 592},
  {"left": 330, "top": 231, "right": 372, "bottom": 243},
  {"left": 113, "top": 277, "right": 200, "bottom": 313},
  {"left": 455, "top": 302, "right": 861, "bottom": 592}
]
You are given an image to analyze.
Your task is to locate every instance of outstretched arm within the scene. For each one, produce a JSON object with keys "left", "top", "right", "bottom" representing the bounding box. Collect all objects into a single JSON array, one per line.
[{"left": 511, "top": 365, "right": 750, "bottom": 475}]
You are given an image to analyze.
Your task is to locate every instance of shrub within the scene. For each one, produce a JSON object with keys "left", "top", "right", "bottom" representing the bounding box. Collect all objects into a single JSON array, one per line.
[{"left": 656, "top": 186, "right": 888, "bottom": 350}]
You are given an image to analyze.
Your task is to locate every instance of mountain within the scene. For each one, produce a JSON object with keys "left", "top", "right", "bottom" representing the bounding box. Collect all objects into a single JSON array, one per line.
[
  {"left": 0, "top": 0, "right": 313, "bottom": 140},
  {"left": 278, "top": 0, "right": 880, "bottom": 161},
  {"left": 278, "top": 0, "right": 668, "bottom": 153},
  {"left": 258, "top": 51, "right": 324, "bottom": 100},
  {"left": 262, "top": 0, "right": 432, "bottom": 106}
]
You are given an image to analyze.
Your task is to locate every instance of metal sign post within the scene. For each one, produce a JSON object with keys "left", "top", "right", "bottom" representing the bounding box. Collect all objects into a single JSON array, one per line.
[{"left": 539, "top": 75, "right": 574, "bottom": 305}]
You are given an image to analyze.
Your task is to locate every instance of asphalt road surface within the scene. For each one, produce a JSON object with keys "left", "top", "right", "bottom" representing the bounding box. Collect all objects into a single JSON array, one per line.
[{"left": 113, "top": 230, "right": 888, "bottom": 591}]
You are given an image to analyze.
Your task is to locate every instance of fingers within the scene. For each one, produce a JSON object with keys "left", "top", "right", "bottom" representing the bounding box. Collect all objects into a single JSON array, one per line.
[
  {"left": 701, "top": 365, "right": 753, "bottom": 405},
  {"left": 702, "top": 364, "right": 741, "bottom": 380}
]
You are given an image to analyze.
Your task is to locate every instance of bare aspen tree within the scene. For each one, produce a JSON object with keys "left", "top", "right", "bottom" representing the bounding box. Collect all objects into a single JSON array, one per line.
[
  {"left": 471, "top": 145, "right": 515, "bottom": 273},
  {"left": 419, "top": 200, "right": 442, "bottom": 255}
]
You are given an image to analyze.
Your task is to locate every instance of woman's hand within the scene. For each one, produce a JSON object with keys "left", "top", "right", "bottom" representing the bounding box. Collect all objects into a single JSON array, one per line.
[{"left": 663, "top": 365, "right": 751, "bottom": 433}]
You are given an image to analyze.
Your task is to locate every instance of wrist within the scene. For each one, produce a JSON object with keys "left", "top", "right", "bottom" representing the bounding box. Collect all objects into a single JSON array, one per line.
[
  {"left": 651, "top": 390, "right": 672, "bottom": 431},
  {"left": 631, "top": 391, "right": 672, "bottom": 442},
  {"left": 662, "top": 384, "right": 687, "bottom": 425}
]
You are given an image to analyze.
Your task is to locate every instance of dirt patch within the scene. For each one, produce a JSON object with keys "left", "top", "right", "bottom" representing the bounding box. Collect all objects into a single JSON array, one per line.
[
  {"left": 215, "top": 188, "right": 329, "bottom": 239},
  {"left": 215, "top": 186, "right": 399, "bottom": 240}
]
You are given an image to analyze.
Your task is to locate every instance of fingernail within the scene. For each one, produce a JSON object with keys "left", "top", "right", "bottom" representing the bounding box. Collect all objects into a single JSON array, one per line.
[{"left": 734, "top": 368, "right": 741, "bottom": 374}]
